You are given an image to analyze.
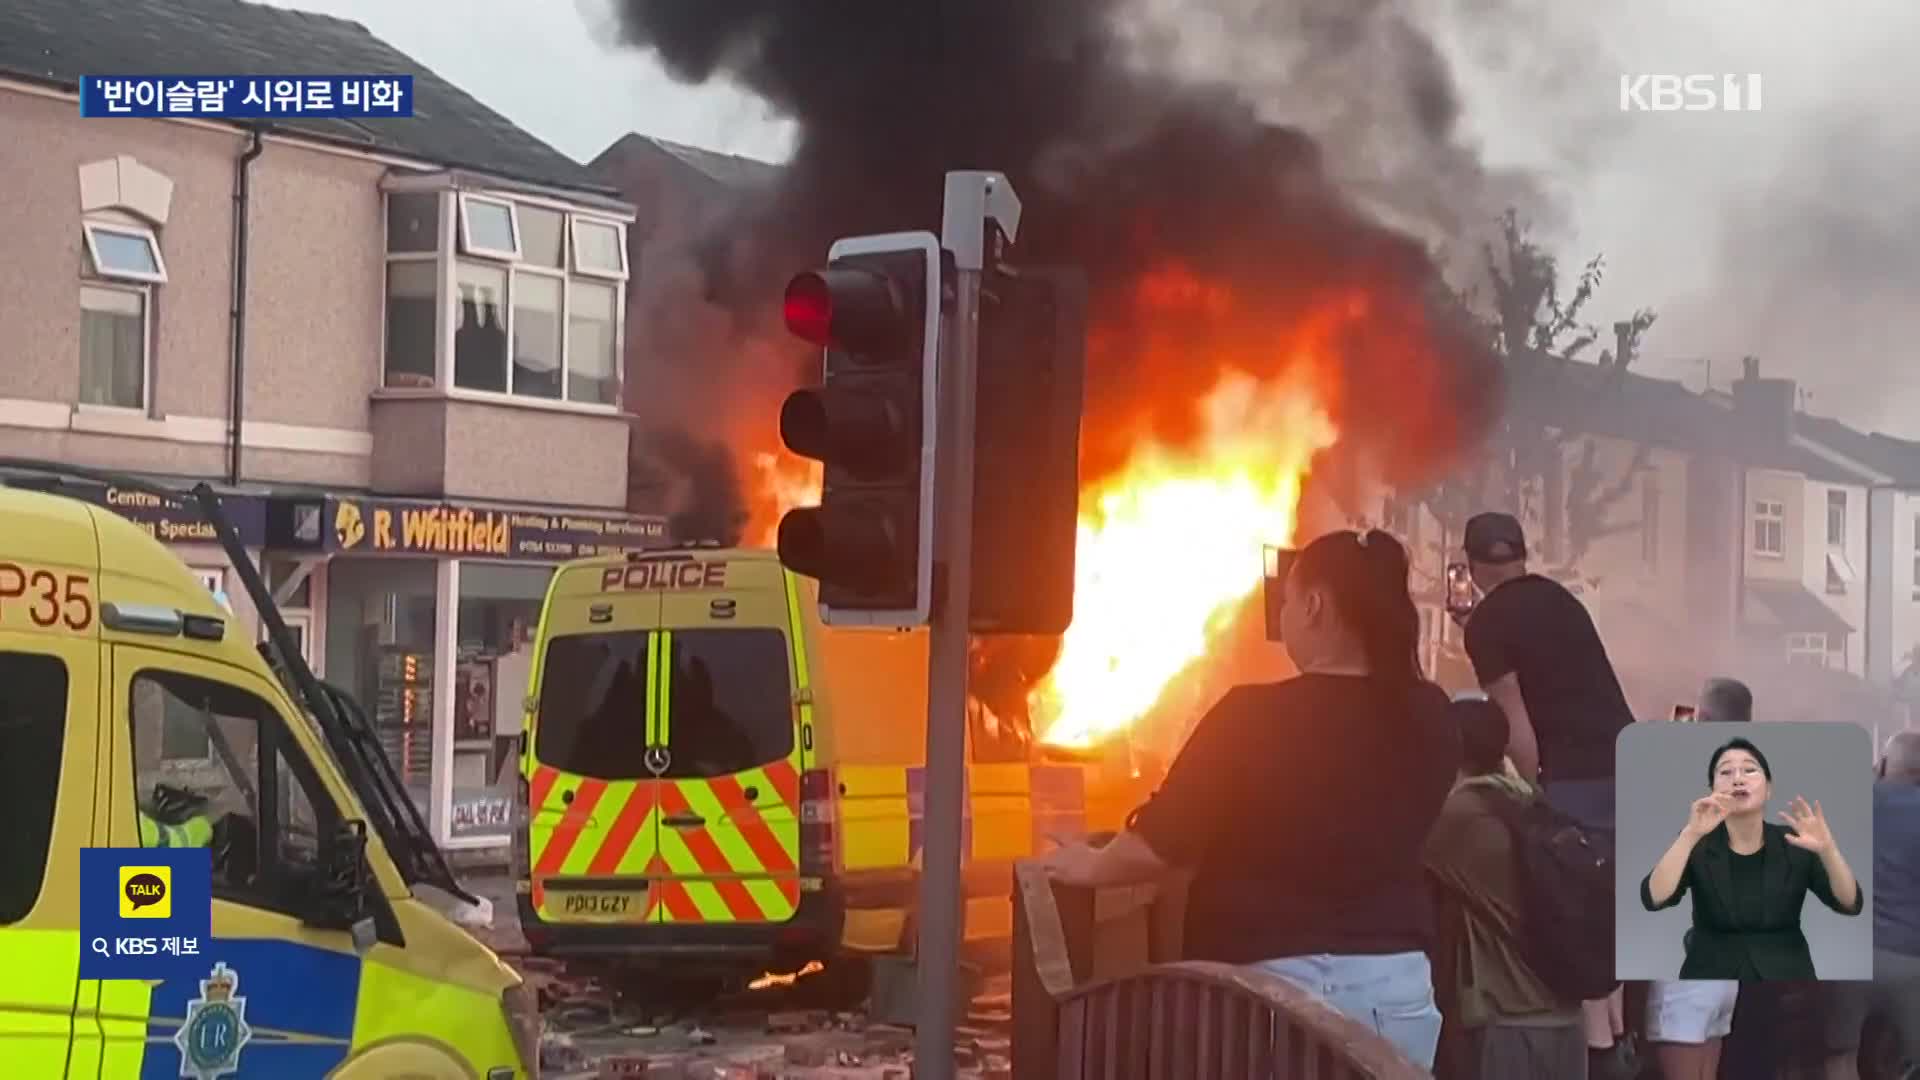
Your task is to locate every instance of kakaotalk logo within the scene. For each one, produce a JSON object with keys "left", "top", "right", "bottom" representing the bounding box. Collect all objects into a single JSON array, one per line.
[{"left": 1620, "top": 74, "right": 1763, "bottom": 112}]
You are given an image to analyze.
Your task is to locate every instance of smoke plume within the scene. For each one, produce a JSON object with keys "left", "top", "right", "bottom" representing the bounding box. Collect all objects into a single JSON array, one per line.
[{"left": 604, "top": 0, "right": 1557, "bottom": 536}]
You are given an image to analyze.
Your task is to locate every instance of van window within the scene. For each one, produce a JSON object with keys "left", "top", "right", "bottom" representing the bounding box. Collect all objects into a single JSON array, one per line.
[
  {"left": 129, "top": 671, "right": 332, "bottom": 918},
  {"left": 662, "top": 628, "right": 793, "bottom": 778},
  {"left": 535, "top": 630, "right": 655, "bottom": 780},
  {"left": 1, "top": 652, "right": 67, "bottom": 924}
]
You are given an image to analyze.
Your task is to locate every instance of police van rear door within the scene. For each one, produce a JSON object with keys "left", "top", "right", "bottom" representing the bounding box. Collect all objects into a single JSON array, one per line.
[
  {"left": 652, "top": 554, "right": 802, "bottom": 927},
  {"left": 525, "top": 561, "right": 662, "bottom": 927}
]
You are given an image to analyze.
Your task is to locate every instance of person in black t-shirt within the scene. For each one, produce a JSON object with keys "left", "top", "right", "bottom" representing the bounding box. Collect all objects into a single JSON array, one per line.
[
  {"left": 1459, "top": 511, "right": 1637, "bottom": 1076},
  {"left": 1037, "top": 528, "right": 1460, "bottom": 1070},
  {"left": 1458, "top": 512, "right": 1634, "bottom": 817}
]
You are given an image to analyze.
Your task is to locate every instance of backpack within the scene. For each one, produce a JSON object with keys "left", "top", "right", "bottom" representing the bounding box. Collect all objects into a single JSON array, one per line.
[{"left": 1481, "top": 789, "right": 1619, "bottom": 1003}]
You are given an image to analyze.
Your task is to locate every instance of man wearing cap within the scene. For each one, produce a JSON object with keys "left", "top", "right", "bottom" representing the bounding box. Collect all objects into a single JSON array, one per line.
[{"left": 1460, "top": 511, "right": 1638, "bottom": 1077}]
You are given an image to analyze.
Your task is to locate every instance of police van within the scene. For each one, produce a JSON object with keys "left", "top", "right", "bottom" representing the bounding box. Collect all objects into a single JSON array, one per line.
[
  {"left": 513, "top": 546, "right": 1150, "bottom": 979},
  {"left": 0, "top": 462, "right": 535, "bottom": 1078}
]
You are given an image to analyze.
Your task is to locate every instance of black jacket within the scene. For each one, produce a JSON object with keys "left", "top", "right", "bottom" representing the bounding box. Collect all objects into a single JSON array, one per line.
[{"left": 1639, "top": 820, "right": 1864, "bottom": 980}]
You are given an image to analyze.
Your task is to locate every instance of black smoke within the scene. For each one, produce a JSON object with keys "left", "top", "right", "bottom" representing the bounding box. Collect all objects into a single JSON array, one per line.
[{"left": 608, "top": 0, "right": 1537, "bottom": 527}]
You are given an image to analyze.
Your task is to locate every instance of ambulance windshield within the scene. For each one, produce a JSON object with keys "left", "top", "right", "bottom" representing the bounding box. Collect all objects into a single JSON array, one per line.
[{"left": 536, "top": 627, "right": 794, "bottom": 780}]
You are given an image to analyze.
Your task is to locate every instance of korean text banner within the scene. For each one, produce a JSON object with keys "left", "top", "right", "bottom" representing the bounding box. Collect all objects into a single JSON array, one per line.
[
  {"left": 79, "top": 75, "right": 412, "bottom": 118},
  {"left": 79, "top": 846, "right": 213, "bottom": 979}
]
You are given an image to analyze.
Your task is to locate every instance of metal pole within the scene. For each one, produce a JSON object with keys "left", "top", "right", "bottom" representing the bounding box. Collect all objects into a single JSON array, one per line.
[
  {"left": 915, "top": 243, "right": 979, "bottom": 1080},
  {"left": 916, "top": 170, "right": 1020, "bottom": 1080}
]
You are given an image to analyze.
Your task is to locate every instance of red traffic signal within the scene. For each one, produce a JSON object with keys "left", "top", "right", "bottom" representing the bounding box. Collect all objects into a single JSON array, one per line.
[{"left": 782, "top": 266, "right": 907, "bottom": 354}]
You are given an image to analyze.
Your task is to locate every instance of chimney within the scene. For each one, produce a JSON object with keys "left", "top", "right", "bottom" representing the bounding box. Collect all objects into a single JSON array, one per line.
[{"left": 1732, "top": 354, "right": 1796, "bottom": 446}]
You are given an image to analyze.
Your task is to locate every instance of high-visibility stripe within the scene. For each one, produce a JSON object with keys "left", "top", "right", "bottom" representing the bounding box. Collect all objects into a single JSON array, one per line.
[
  {"left": 534, "top": 778, "right": 608, "bottom": 880},
  {"left": 644, "top": 630, "right": 661, "bottom": 746},
  {"left": 656, "top": 629, "right": 674, "bottom": 746},
  {"left": 586, "top": 782, "right": 658, "bottom": 876},
  {"left": 656, "top": 784, "right": 763, "bottom": 922},
  {"left": 0, "top": 929, "right": 80, "bottom": 1077},
  {"left": 528, "top": 765, "right": 558, "bottom": 819},
  {"left": 783, "top": 572, "right": 815, "bottom": 771},
  {"left": 707, "top": 773, "right": 795, "bottom": 873}
]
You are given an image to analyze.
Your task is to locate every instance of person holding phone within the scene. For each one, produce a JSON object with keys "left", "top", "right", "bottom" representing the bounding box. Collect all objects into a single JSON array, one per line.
[{"left": 1641, "top": 737, "right": 1864, "bottom": 981}]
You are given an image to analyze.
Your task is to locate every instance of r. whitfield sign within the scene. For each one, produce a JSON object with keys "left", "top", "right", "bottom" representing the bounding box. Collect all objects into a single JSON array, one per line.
[{"left": 325, "top": 497, "right": 668, "bottom": 560}]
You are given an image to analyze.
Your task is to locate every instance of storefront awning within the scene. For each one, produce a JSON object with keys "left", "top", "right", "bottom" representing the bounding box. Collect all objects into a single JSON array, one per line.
[
  {"left": 1743, "top": 580, "right": 1855, "bottom": 638},
  {"left": 1, "top": 471, "right": 270, "bottom": 547}
]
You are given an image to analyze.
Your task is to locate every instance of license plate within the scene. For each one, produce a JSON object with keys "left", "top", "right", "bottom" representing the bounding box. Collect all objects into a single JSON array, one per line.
[{"left": 557, "top": 892, "right": 640, "bottom": 918}]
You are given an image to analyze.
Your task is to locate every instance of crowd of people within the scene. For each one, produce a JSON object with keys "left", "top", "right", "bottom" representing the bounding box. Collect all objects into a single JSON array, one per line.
[{"left": 1039, "top": 511, "right": 1920, "bottom": 1079}]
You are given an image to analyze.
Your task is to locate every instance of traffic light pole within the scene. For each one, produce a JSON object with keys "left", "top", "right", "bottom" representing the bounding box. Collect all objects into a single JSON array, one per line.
[{"left": 915, "top": 170, "right": 1021, "bottom": 1080}]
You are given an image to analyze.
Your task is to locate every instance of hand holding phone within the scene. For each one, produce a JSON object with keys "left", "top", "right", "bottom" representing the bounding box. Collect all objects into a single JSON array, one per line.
[{"left": 1444, "top": 562, "right": 1476, "bottom": 624}]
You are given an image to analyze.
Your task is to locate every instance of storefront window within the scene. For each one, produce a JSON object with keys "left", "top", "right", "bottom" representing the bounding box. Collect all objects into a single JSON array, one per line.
[
  {"left": 454, "top": 562, "right": 552, "bottom": 841},
  {"left": 323, "top": 559, "right": 439, "bottom": 825}
]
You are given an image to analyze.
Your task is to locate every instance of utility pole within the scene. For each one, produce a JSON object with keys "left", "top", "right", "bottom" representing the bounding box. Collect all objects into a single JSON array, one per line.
[{"left": 915, "top": 170, "right": 1021, "bottom": 1080}]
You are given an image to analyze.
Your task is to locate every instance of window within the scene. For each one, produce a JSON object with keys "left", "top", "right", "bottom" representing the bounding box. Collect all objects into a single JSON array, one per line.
[
  {"left": 571, "top": 217, "right": 626, "bottom": 277},
  {"left": 381, "top": 190, "right": 626, "bottom": 407},
  {"left": 1, "top": 653, "right": 67, "bottom": 924},
  {"left": 79, "top": 284, "right": 147, "bottom": 410},
  {"left": 568, "top": 280, "right": 619, "bottom": 405},
  {"left": 519, "top": 206, "right": 564, "bottom": 269},
  {"left": 1752, "top": 499, "right": 1785, "bottom": 557},
  {"left": 1786, "top": 632, "right": 1828, "bottom": 667},
  {"left": 510, "top": 272, "right": 562, "bottom": 399},
  {"left": 83, "top": 221, "right": 167, "bottom": 284},
  {"left": 129, "top": 671, "right": 330, "bottom": 916},
  {"left": 534, "top": 630, "right": 654, "bottom": 779},
  {"left": 1827, "top": 489, "right": 1847, "bottom": 547},
  {"left": 384, "top": 261, "right": 437, "bottom": 388},
  {"left": 662, "top": 629, "right": 794, "bottom": 778},
  {"left": 385, "top": 192, "right": 439, "bottom": 255},
  {"left": 1642, "top": 475, "right": 1661, "bottom": 568},
  {"left": 453, "top": 261, "right": 509, "bottom": 392},
  {"left": 458, "top": 194, "right": 520, "bottom": 261}
]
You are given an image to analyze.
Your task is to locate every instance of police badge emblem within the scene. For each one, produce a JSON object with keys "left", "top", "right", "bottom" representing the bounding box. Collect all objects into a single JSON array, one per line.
[{"left": 173, "top": 962, "right": 252, "bottom": 1080}]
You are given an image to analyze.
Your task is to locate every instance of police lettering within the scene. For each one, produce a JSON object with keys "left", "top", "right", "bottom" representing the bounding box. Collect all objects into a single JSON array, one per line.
[
  {"left": 600, "top": 561, "right": 728, "bottom": 592},
  {"left": 0, "top": 563, "right": 94, "bottom": 631}
]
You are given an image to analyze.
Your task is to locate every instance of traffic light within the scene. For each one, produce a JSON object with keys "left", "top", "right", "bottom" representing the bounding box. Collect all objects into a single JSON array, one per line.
[
  {"left": 969, "top": 266, "right": 1087, "bottom": 635},
  {"left": 776, "top": 232, "right": 944, "bottom": 626}
]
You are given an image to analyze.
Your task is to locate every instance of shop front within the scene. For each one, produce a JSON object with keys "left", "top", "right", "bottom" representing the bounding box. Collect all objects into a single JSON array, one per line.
[{"left": 270, "top": 492, "right": 670, "bottom": 850}]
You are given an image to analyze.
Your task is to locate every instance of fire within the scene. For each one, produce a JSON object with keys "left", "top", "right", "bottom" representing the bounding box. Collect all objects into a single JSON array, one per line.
[
  {"left": 746, "top": 264, "right": 1356, "bottom": 753},
  {"left": 1032, "top": 370, "right": 1337, "bottom": 748},
  {"left": 748, "top": 960, "right": 824, "bottom": 991}
]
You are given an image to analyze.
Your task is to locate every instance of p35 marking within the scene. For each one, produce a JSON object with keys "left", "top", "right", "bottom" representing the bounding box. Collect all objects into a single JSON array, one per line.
[{"left": 0, "top": 563, "right": 94, "bottom": 632}]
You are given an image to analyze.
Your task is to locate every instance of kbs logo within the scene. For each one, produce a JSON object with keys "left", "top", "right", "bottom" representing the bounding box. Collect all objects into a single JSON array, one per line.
[{"left": 1619, "top": 74, "right": 1762, "bottom": 112}]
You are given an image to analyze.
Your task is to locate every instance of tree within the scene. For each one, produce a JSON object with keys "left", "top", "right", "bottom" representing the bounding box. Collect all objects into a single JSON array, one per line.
[{"left": 1389, "top": 210, "right": 1659, "bottom": 602}]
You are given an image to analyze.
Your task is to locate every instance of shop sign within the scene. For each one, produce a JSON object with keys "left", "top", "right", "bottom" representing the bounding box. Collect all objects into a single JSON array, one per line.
[
  {"left": 4, "top": 477, "right": 268, "bottom": 547},
  {"left": 450, "top": 794, "right": 513, "bottom": 837},
  {"left": 323, "top": 496, "right": 669, "bottom": 561}
]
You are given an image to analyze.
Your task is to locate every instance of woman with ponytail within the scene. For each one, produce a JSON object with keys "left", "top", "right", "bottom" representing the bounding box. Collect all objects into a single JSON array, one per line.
[{"left": 1040, "top": 529, "right": 1460, "bottom": 1069}]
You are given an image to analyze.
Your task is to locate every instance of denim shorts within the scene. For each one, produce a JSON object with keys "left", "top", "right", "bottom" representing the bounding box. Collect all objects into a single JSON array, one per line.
[{"left": 1246, "top": 951, "right": 1443, "bottom": 1070}]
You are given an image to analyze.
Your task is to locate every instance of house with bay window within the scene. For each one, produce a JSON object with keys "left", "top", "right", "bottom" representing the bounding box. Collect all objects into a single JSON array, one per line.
[{"left": 0, "top": 0, "right": 670, "bottom": 852}]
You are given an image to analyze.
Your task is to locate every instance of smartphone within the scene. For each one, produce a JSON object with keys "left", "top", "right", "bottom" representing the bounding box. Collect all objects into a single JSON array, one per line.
[
  {"left": 1444, "top": 562, "right": 1476, "bottom": 619},
  {"left": 1671, "top": 703, "right": 1698, "bottom": 723},
  {"left": 1264, "top": 546, "right": 1297, "bottom": 643}
]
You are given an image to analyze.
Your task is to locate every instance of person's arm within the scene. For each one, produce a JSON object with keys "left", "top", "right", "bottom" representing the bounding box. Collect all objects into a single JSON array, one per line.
[
  {"left": 1485, "top": 675, "right": 1539, "bottom": 782},
  {"left": 1465, "top": 612, "right": 1540, "bottom": 782},
  {"left": 1800, "top": 832, "right": 1865, "bottom": 916},
  {"left": 1642, "top": 829, "right": 1704, "bottom": 910},
  {"left": 1044, "top": 692, "right": 1243, "bottom": 889}
]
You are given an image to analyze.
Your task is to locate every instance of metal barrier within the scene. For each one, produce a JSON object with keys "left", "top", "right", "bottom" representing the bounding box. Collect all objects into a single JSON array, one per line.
[{"left": 1012, "top": 863, "right": 1433, "bottom": 1079}]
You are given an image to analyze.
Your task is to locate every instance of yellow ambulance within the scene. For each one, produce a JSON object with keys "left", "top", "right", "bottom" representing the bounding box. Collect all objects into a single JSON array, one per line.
[
  {"left": 0, "top": 464, "right": 536, "bottom": 1078},
  {"left": 513, "top": 546, "right": 1149, "bottom": 977}
]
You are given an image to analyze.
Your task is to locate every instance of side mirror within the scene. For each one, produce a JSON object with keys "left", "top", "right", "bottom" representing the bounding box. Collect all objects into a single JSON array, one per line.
[{"left": 308, "top": 818, "right": 374, "bottom": 937}]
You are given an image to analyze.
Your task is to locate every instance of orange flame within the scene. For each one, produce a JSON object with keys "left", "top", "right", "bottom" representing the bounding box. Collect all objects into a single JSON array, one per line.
[
  {"left": 748, "top": 959, "right": 825, "bottom": 991},
  {"left": 747, "top": 264, "right": 1355, "bottom": 751}
]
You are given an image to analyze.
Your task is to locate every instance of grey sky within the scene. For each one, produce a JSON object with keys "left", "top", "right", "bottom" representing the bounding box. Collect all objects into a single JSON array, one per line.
[{"left": 271, "top": 0, "right": 1918, "bottom": 435}]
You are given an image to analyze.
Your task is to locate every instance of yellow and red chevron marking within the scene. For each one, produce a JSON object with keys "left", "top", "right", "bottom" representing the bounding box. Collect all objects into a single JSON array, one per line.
[
  {"left": 528, "top": 766, "right": 663, "bottom": 918},
  {"left": 653, "top": 764, "right": 802, "bottom": 925}
]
